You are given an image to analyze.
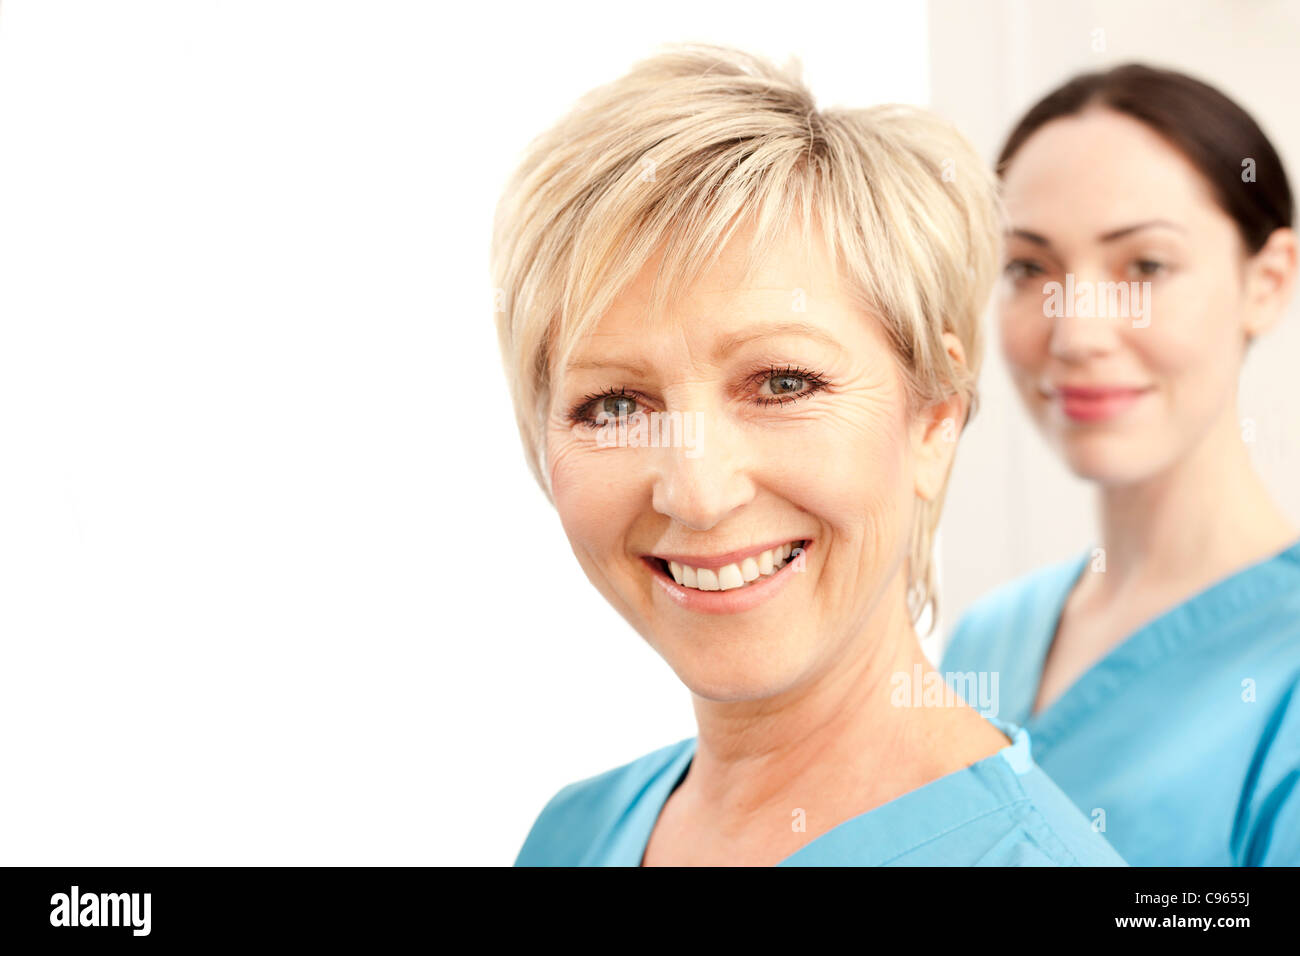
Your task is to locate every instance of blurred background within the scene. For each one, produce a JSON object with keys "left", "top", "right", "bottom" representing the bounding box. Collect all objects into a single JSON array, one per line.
[
  {"left": 0, "top": 1, "right": 1295, "bottom": 866},
  {"left": 927, "top": 0, "right": 1300, "bottom": 650}
]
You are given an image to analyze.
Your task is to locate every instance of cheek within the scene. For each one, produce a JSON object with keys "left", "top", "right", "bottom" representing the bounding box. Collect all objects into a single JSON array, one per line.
[
  {"left": 547, "top": 431, "right": 637, "bottom": 554},
  {"left": 998, "top": 298, "right": 1050, "bottom": 380},
  {"left": 781, "top": 398, "right": 913, "bottom": 552},
  {"left": 1137, "top": 282, "right": 1244, "bottom": 394}
]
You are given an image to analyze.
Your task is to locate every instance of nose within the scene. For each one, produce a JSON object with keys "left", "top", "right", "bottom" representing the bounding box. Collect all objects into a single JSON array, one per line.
[
  {"left": 648, "top": 409, "right": 757, "bottom": 531},
  {"left": 1047, "top": 268, "right": 1123, "bottom": 363}
]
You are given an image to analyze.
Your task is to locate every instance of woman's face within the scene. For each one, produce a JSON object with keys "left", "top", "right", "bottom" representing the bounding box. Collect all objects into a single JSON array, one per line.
[
  {"left": 998, "top": 108, "right": 1254, "bottom": 486},
  {"left": 545, "top": 223, "right": 955, "bottom": 701}
]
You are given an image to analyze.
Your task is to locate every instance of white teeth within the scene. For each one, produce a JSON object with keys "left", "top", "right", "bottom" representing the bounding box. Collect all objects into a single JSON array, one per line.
[
  {"left": 717, "top": 564, "right": 744, "bottom": 589},
  {"left": 662, "top": 541, "right": 804, "bottom": 592}
]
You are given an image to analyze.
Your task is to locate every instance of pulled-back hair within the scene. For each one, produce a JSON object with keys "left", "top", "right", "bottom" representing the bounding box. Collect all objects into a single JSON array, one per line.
[{"left": 998, "top": 62, "right": 1293, "bottom": 254}]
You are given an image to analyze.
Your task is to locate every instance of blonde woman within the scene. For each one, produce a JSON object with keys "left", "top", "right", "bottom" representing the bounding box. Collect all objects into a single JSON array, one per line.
[{"left": 492, "top": 44, "right": 1124, "bottom": 866}]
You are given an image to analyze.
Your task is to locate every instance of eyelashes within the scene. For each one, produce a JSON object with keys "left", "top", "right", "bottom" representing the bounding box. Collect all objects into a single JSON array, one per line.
[
  {"left": 568, "top": 386, "right": 639, "bottom": 429},
  {"left": 1003, "top": 257, "right": 1173, "bottom": 282},
  {"left": 565, "top": 364, "right": 830, "bottom": 429},
  {"left": 1003, "top": 258, "right": 1045, "bottom": 281}
]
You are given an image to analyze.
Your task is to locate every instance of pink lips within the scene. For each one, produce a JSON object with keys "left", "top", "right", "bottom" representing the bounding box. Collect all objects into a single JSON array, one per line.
[{"left": 1053, "top": 384, "right": 1151, "bottom": 422}]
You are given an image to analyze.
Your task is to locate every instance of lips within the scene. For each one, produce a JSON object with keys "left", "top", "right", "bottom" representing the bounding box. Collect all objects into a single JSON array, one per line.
[
  {"left": 1049, "top": 384, "right": 1152, "bottom": 423},
  {"left": 651, "top": 540, "right": 807, "bottom": 592},
  {"left": 1057, "top": 385, "right": 1148, "bottom": 400},
  {"left": 641, "top": 538, "right": 813, "bottom": 614},
  {"left": 650, "top": 538, "right": 810, "bottom": 570}
]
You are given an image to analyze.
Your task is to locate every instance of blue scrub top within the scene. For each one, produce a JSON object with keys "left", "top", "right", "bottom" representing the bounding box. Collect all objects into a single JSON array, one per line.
[
  {"left": 515, "top": 717, "right": 1125, "bottom": 866},
  {"left": 942, "top": 537, "right": 1300, "bottom": 866}
]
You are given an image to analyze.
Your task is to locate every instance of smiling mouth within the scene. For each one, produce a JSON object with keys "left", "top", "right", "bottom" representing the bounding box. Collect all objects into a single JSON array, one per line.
[
  {"left": 1047, "top": 384, "right": 1153, "bottom": 422},
  {"left": 644, "top": 539, "right": 808, "bottom": 592}
]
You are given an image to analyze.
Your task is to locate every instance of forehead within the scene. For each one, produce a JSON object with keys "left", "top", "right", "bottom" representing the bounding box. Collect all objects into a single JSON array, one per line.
[
  {"left": 1001, "top": 109, "right": 1222, "bottom": 231},
  {"left": 576, "top": 221, "right": 850, "bottom": 349}
]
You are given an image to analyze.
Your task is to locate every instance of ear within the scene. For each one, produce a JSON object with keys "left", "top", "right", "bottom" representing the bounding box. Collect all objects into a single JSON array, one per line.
[
  {"left": 911, "top": 331, "right": 970, "bottom": 502},
  {"left": 1242, "top": 227, "right": 1298, "bottom": 340}
]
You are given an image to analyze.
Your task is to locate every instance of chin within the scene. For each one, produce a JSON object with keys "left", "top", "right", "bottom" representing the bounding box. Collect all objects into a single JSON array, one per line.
[
  {"left": 661, "top": 638, "right": 816, "bottom": 703},
  {"left": 1057, "top": 433, "right": 1165, "bottom": 486}
]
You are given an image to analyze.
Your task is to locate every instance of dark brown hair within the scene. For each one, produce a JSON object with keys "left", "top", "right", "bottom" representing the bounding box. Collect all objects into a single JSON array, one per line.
[{"left": 997, "top": 63, "right": 1293, "bottom": 255}]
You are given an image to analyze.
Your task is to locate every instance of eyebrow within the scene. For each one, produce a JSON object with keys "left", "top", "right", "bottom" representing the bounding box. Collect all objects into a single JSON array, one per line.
[
  {"left": 1008, "top": 220, "right": 1187, "bottom": 250},
  {"left": 564, "top": 320, "right": 844, "bottom": 375}
]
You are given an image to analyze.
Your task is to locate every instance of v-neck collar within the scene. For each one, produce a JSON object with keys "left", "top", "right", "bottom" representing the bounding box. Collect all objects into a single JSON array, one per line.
[
  {"left": 622, "top": 719, "right": 1035, "bottom": 866},
  {"left": 1023, "top": 536, "right": 1300, "bottom": 753}
]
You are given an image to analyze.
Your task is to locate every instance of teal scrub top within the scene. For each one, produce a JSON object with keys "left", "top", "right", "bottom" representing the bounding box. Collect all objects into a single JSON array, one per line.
[
  {"left": 941, "top": 537, "right": 1300, "bottom": 866},
  {"left": 514, "top": 717, "right": 1125, "bottom": 866}
]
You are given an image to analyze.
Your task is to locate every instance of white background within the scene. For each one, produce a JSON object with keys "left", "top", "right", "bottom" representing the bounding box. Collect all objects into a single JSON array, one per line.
[{"left": 0, "top": 0, "right": 928, "bottom": 866}]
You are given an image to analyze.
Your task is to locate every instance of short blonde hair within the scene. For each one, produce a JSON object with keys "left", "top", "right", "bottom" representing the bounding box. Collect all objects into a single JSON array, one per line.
[{"left": 490, "top": 43, "right": 1001, "bottom": 631}]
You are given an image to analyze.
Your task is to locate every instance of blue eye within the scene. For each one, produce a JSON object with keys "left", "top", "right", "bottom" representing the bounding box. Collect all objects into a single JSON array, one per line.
[
  {"left": 567, "top": 387, "right": 647, "bottom": 429},
  {"left": 565, "top": 364, "right": 831, "bottom": 429},
  {"left": 597, "top": 394, "right": 638, "bottom": 419},
  {"left": 759, "top": 364, "right": 826, "bottom": 405}
]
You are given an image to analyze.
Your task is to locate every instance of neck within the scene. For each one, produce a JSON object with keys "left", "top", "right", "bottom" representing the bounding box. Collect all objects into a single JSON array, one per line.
[
  {"left": 684, "top": 572, "right": 1001, "bottom": 821},
  {"left": 1093, "top": 399, "right": 1297, "bottom": 590}
]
